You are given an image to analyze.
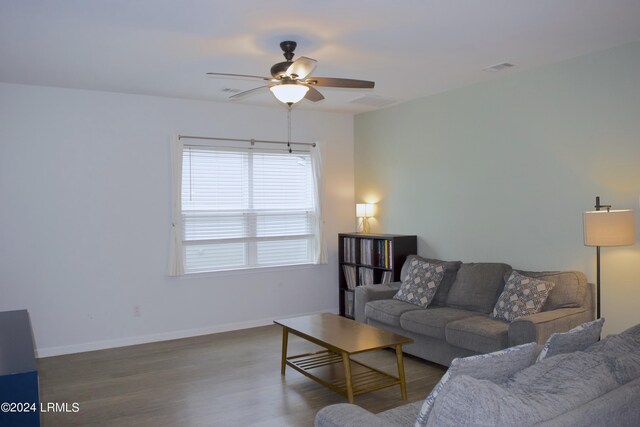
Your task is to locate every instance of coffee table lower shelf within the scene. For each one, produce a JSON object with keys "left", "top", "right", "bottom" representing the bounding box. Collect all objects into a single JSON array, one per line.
[{"left": 286, "top": 349, "right": 402, "bottom": 398}]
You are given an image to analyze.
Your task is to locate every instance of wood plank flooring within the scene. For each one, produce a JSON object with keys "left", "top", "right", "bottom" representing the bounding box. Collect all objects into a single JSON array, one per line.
[{"left": 38, "top": 324, "right": 446, "bottom": 426}]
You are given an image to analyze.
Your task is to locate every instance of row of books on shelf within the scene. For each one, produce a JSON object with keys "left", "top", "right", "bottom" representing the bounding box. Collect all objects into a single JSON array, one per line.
[
  {"left": 381, "top": 271, "right": 393, "bottom": 284},
  {"left": 343, "top": 238, "right": 394, "bottom": 268},
  {"left": 342, "top": 237, "right": 358, "bottom": 263},
  {"left": 344, "top": 292, "right": 354, "bottom": 317},
  {"left": 342, "top": 265, "right": 394, "bottom": 289},
  {"left": 359, "top": 239, "right": 374, "bottom": 266},
  {"left": 372, "top": 239, "right": 393, "bottom": 269}
]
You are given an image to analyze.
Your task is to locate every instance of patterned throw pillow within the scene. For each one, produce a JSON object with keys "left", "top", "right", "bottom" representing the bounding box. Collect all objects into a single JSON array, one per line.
[
  {"left": 537, "top": 318, "right": 605, "bottom": 362},
  {"left": 491, "top": 271, "right": 555, "bottom": 322},
  {"left": 393, "top": 259, "right": 445, "bottom": 308},
  {"left": 414, "top": 342, "right": 537, "bottom": 427}
]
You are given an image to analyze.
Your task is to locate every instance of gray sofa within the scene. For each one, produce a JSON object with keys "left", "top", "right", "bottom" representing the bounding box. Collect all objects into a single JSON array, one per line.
[
  {"left": 355, "top": 256, "right": 595, "bottom": 366},
  {"left": 315, "top": 323, "right": 640, "bottom": 427}
]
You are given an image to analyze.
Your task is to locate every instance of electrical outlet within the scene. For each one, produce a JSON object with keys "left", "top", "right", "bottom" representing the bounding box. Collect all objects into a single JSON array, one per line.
[{"left": 134, "top": 305, "right": 141, "bottom": 317}]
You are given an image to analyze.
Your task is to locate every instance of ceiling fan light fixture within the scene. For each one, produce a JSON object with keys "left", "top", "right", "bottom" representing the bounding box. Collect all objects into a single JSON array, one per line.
[
  {"left": 208, "top": 40, "right": 375, "bottom": 104},
  {"left": 270, "top": 83, "right": 309, "bottom": 105}
]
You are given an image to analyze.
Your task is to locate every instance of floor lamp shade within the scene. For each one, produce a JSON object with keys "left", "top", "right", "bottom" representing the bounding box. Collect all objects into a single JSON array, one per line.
[
  {"left": 583, "top": 210, "right": 636, "bottom": 247},
  {"left": 583, "top": 207, "right": 636, "bottom": 320}
]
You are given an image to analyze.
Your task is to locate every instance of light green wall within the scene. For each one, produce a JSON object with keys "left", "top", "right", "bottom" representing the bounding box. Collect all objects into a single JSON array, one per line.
[{"left": 355, "top": 42, "right": 640, "bottom": 335}]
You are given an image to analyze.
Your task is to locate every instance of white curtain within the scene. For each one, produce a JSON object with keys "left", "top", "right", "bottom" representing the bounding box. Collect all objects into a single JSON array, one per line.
[
  {"left": 311, "top": 143, "right": 327, "bottom": 264},
  {"left": 168, "top": 135, "right": 184, "bottom": 276}
]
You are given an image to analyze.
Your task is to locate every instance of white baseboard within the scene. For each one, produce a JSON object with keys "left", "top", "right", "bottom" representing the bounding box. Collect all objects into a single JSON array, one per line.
[{"left": 36, "top": 309, "right": 338, "bottom": 358}]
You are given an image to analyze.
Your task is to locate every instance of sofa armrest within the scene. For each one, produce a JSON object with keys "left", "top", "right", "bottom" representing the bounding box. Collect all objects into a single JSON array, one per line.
[
  {"left": 354, "top": 282, "right": 401, "bottom": 323},
  {"left": 508, "top": 307, "right": 593, "bottom": 346},
  {"left": 315, "top": 404, "right": 400, "bottom": 427}
]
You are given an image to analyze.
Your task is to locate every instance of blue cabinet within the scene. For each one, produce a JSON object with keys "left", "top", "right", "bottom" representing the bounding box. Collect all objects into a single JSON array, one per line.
[{"left": 0, "top": 310, "right": 40, "bottom": 427}]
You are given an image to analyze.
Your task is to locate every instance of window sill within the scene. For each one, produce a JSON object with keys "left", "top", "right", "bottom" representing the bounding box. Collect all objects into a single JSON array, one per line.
[{"left": 170, "top": 262, "right": 327, "bottom": 280}]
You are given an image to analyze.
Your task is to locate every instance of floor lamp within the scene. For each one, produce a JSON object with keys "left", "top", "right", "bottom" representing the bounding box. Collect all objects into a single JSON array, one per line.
[{"left": 583, "top": 196, "right": 636, "bottom": 319}]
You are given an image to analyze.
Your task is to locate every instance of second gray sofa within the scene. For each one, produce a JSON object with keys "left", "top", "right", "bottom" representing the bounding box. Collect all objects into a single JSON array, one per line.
[
  {"left": 316, "top": 322, "right": 640, "bottom": 427},
  {"left": 355, "top": 255, "right": 594, "bottom": 366}
]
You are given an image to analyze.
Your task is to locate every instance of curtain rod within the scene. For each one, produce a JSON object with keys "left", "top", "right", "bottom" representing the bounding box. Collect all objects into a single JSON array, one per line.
[{"left": 178, "top": 135, "right": 316, "bottom": 148}]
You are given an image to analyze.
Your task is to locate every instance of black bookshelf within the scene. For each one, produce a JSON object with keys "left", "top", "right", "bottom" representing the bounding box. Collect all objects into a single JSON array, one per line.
[{"left": 338, "top": 233, "right": 417, "bottom": 319}]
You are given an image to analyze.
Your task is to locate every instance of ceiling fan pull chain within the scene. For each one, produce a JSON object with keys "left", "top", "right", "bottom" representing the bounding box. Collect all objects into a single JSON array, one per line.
[{"left": 287, "top": 106, "right": 292, "bottom": 153}]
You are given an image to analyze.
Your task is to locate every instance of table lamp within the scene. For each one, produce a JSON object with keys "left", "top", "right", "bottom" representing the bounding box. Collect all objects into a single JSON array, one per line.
[{"left": 356, "top": 203, "right": 374, "bottom": 233}]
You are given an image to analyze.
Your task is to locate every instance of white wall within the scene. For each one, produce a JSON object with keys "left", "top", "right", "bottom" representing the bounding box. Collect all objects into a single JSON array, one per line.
[
  {"left": 0, "top": 83, "right": 354, "bottom": 356},
  {"left": 355, "top": 42, "right": 640, "bottom": 337}
]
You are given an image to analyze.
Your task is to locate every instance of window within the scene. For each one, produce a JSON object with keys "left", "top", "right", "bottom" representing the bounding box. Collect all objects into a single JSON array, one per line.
[{"left": 173, "top": 142, "right": 322, "bottom": 274}]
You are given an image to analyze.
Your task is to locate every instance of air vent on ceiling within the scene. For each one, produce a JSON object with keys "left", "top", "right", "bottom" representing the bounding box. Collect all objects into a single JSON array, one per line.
[
  {"left": 221, "top": 88, "right": 242, "bottom": 94},
  {"left": 349, "top": 95, "right": 396, "bottom": 108},
  {"left": 483, "top": 62, "right": 516, "bottom": 72}
]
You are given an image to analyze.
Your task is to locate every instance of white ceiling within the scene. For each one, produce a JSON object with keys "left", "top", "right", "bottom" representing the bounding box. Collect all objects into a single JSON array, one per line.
[{"left": 2, "top": 1, "right": 640, "bottom": 114}]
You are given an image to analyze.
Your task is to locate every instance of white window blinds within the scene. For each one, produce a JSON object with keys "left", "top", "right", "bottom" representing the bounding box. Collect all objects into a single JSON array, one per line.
[{"left": 180, "top": 144, "right": 318, "bottom": 273}]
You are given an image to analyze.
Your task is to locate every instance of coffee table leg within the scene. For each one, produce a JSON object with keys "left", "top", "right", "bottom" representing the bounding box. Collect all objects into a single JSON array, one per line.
[
  {"left": 281, "top": 327, "right": 289, "bottom": 375},
  {"left": 341, "top": 351, "right": 354, "bottom": 403},
  {"left": 395, "top": 345, "right": 407, "bottom": 400}
]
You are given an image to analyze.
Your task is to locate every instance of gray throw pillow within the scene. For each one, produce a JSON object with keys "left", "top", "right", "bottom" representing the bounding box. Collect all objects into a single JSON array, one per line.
[
  {"left": 414, "top": 342, "right": 536, "bottom": 427},
  {"left": 492, "top": 271, "right": 555, "bottom": 322},
  {"left": 393, "top": 259, "right": 445, "bottom": 308},
  {"left": 536, "top": 318, "right": 605, "bottom": 362}
]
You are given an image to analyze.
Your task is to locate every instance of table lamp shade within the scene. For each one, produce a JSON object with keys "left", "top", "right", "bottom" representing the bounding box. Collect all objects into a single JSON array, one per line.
[
  {"left": 356, "top": 203, "right": 374, "bottom": 218},
  {"left": 583, "top": 209, "right": 636, "bottom": 247}
]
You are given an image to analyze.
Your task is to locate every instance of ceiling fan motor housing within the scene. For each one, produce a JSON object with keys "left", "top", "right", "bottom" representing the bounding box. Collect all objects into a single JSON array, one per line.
[
  {"left": 270, "top": 62, "right": 291, "bottom": 79},
  {"left": 271, "top": 41, "right": 297, "bottom": 79}
]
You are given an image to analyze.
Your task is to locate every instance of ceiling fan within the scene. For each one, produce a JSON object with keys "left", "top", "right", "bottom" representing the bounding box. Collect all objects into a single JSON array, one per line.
[{"left": 207, "top": 41, "right": 375, "bottom": 106}]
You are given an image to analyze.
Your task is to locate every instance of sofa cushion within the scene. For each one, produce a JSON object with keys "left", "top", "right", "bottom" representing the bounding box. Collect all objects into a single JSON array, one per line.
[
  {"left": 445, "top": 315, "right": 509, "bottom": 354},
  {"left": 620, "top": 322, "right": 640, "bottom": 338},
  {"left": 401, "top": 255, "right": 462, "bottom": 307},
  {"left": 585, "top": 328, "right": 640, "bottom": 359},
  {"left": 537, "top": 318, "right": 604, "bottom": 361},
  {"left": 506, "top": 270, "right": 588, "bottom": 310},
  {"left": 584, "top": 330, "right": 640, "bottom": 384},
  {"left": 428, "top": 351, "right": 618, "bottom": 427},
  {"left": 400, "top": 307, "right": 476, "bottom": 340},
  {"left": 445, "top": 263, "right": 511, "bottom": 314},
  {"left": 425, "top": 375, "right": 524, "bottom": 427},
  {"left": 415, "top": 342, "right": 536, "bottom": 427},
  {"left": 364, "top": 299, "right": 422, "bottom": 327},
  {"left": 491, "top": 271, "right": 554, "bottom": 322},
  {"left": 509, "top": 350, "right": 616, "bottom": 392},
  {"left": 393, "top": 260, "right": 446, "bottom": 308},
  {"left": 612, "top": 354, "right": 640, "bottom": 385}
]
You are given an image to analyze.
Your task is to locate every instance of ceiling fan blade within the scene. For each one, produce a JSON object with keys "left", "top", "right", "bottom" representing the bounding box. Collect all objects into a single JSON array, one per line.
[
  {"left": 207, "top": 72, "right": 274, "bottom": 82},
  {"left": 229, "top": 85, "right": 270, "bottom": 100},
  {"left": 305, "top": 77, "right": 375, "bottom": 89},
  {"left": 285, "top": 57, "right": 317, "bottom": 79},
  {"left": 304, "top": 86, "right": 325, "bottom": 102}
]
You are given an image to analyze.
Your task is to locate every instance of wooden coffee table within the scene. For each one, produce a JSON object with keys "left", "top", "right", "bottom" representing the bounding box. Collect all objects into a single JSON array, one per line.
[{"left": 274, "top": 313, "right": 413, "bottom": 403}]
